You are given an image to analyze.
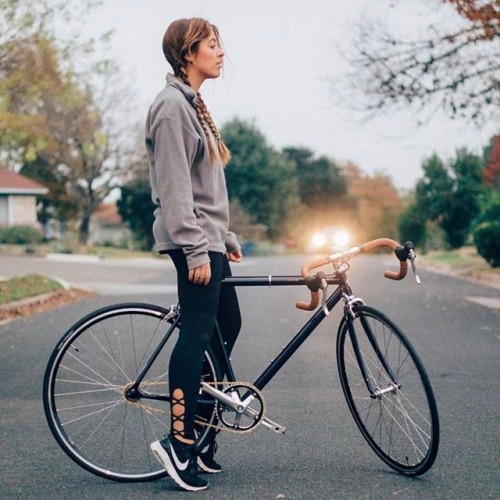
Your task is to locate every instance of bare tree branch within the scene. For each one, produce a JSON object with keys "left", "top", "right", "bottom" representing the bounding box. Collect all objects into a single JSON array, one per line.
[{"left": 341, "top": 0, "right": 500, "bottom": 125}]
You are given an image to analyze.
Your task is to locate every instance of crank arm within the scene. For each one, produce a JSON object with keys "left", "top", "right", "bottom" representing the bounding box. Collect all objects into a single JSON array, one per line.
[
  {"left": 261, "top": 417, "right": 286, "bottom": 434},
  {"left": 201, "top": 382, "right": 245, "bottom": 413},
  {"left": 239, "top": 403, "right": 286, "bottom": 434}
]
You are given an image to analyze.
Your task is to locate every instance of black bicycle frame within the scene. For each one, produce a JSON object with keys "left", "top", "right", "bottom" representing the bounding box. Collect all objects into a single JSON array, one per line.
[
  {"left": 214, "top": 274, "right": 346, "bottom": 391},
  {"left": 132, "top": 272, "right": 395, "bottom": 402},
  {"left": 127, "top": 310, "right": 181, "bottom": 402}
]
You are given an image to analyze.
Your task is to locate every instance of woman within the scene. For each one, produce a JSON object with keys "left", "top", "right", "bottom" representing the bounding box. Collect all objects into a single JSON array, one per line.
[{"left": 146, "top": 18, "right": 242, "bottom": 492}]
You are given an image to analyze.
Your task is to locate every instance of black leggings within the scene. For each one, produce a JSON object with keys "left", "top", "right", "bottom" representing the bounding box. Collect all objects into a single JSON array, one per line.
[{"left": 167, "top": 250, "right": 241, "bottom": 441}]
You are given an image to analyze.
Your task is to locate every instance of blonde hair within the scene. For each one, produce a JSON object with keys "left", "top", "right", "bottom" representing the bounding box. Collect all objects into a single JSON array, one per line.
[{"left": 162, "top": 18, "right": 231, "bottom": 166}]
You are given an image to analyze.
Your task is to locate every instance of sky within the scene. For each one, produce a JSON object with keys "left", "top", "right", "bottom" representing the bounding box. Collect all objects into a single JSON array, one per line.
[{"left": 81, "top": 0, "right": 498, "bottom": 191}]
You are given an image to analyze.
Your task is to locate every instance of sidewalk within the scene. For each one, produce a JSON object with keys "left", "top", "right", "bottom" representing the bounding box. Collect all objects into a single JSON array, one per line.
[
  {"left": 45, "top": 252, "right": 172, "bottom": 268},
  {"left": 419, "top": 257, "right": 500, "bottom": 291}
]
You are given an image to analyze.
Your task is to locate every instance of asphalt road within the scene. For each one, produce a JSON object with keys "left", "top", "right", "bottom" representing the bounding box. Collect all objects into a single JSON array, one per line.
[{"left": 0, "top": 253, "right": 499, "bottom": 499}]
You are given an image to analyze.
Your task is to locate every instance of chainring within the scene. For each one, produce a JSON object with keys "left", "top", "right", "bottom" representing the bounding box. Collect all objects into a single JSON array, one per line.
[{"left": 216, "top": 382, "right": 265, "bottom": 433}]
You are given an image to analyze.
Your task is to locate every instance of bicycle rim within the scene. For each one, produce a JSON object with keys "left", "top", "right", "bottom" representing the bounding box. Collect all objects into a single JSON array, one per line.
[
  {"left": 43, "top": 303, "right": 220, "bottom": 482},
  {"left": 337, "top": 305, "right": 439, "bottom": 475}
]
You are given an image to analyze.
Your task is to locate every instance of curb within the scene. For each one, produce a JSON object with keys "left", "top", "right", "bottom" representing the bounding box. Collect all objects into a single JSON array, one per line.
[{"left": 0, "top": 288, "right": 95, "bottom": 325}]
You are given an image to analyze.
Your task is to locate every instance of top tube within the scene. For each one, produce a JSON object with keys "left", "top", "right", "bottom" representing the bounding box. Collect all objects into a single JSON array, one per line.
[{"left": 221, "top": 275, "right": 342, "bottom": 287}]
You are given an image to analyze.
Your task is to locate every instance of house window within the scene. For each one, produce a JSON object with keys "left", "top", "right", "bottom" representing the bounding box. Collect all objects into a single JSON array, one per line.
[{"left": 0, "top": 196, "right": 8, "bottom": 225}]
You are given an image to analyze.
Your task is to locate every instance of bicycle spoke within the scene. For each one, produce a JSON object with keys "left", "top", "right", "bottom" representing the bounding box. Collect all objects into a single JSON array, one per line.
[
  {"left": 83, "top": 331, "right": 131, "bottom": 381},
  {"left": 80, "top": 400, "right": 125, "bottom": 450},
  {"left": 61, "top": 398, "right": 124, "bottom": 426}
]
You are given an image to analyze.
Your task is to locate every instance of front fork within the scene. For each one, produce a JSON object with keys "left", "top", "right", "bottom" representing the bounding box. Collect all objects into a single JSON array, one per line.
[{"left": 342, "top": 295, "right": 399, "bottom": 398}]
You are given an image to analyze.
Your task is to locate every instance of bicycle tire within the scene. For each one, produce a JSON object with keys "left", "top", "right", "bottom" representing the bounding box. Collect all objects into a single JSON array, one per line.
[
  {"left": 43, "top": 302, "right": 222, "bottom": 482},
  {"left": 337, "top": 305, "right": 439, "bottom": 476}
]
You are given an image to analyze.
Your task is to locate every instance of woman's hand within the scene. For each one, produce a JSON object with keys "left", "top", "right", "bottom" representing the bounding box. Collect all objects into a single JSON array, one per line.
[
  {"left": 188, "top": 262, "right": 211, "bottom": 285},
  {"left": 188, "top": 250, "right": 242, "bottom": 285},
  {"left": 226, "top": 249, "right": 243, "bottom": 263}
]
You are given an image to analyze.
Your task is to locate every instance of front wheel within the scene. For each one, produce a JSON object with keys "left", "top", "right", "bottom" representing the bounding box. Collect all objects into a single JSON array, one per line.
[
  {"left": 43, "top": 303, "right": 222, "bottom": 482},
  {"left": 337, "top": 305, "right": 439, "bottom": 476}
]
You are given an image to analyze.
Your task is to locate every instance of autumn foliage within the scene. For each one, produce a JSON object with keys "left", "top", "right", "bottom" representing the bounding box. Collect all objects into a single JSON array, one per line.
[
  {"left": 344, "top": 164, "right": 404, "bottom": 242},
  {"left": 446, "top": 0, "right": 500, "bottom": 41},
  {"left": 483, "top": 134, "right": 500, "bottom": 188}
]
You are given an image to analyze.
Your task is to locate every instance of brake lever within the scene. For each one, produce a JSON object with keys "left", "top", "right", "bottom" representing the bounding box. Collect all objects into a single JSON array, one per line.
[
  {"left": 408, "top": 248, "right": 421, "bottom": 284},
  {"left": 317, "top": 272, "right": 329, "bottom": 315}
]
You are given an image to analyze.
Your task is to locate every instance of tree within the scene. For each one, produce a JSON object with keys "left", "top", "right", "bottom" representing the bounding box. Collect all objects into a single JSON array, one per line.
[
  {"left": 398, "top": 200, "right": 427, "bottom": 249},
  {"left": 117, "top": 180, "right": 155, "bottom": 251},
  {"left": 345, "top": 165, "right": 404, "bottom": 241},
  {"left": 415, "top": 154, "right": 453, "bottom": 220},
  {"left": 117, "top": 143, "right": 155, "bottom": 250},
  {"left": 221, "top": 119, "right": 300, "bottom": 239},
  {"left": 416, "top": 149, "right": 485, "bottom": 248},
  {"left": 0, "top": 1, "right": 136, "bottom": 244},
  {"left": 20, "top": 154, "right": 78, "bottom": 229},
  {"left": 442, "top": 149, "right": 485, "bottom": 247},
  {"left": 54, "top": 77, "right": 135, "bottom": 244},
  {"left": 343, "top": 0, "right": 500, "bottom": 124},
  {"left": 0, "top": 0, "right": 103, "bottom": 152},
  {"left": 473, "top": 190, "right": 500, "bottom": 267},
  {"left": 282, "top": 147, "right": 347, "bottom": 207},
  {"left": 2, "top": 42, "right": 131, "bottom": 243},
  {"left": 483, "top": 134, "right": 500, "bottom": 188},
  {"left": 0, "top": 34, "right": 69, "bottom": 164}
]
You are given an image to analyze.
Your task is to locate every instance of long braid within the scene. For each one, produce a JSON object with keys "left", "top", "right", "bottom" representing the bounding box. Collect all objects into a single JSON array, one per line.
[
  {"left": 195, "top": 93, "right": 231, "bottom": 166},
  {"left": 176, "top": 69, "right": 230, "bottom": 166}
]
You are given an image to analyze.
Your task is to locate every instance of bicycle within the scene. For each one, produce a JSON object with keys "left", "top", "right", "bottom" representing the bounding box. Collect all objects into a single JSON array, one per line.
[{"left": 43, "top": 238, "right": 439, "bottom": 482}]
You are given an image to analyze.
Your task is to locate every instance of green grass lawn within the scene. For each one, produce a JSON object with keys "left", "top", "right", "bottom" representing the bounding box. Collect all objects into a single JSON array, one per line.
[
  {"left": 421, "top": 246, "right": 499, "bottom": 274},
  {"left": 0, "top": 275, "right": 63, "bottom": 305}
]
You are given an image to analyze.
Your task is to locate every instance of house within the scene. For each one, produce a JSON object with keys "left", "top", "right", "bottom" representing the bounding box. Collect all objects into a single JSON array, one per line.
[
  {"left": 89, "top": 203, "right": 131, "bottom": 247},
  {"left": 0, "top": 168, "right": 48, "bottom": 228}
]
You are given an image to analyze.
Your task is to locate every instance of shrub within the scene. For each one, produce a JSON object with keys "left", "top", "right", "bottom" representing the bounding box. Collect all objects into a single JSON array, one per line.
[
  {"left": 472, "top": 192, "right": 500, "bottom": 267},
  {"left": 0, "top": 225, "right": 43, "bottom": 245}
]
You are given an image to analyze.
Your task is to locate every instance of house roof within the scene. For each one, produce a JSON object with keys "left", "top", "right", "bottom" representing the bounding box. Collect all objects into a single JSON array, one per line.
[
  {"left": 0, "top": 168, "right": 48, "bottom": 195},
  {"left": 92, "top": 203, "right": 123, "bottom": 225}
]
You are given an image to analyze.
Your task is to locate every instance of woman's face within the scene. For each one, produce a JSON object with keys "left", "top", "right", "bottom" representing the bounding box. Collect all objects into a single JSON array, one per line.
[{"left": 187, "top": 28, "right": 224, "bottom": 88}]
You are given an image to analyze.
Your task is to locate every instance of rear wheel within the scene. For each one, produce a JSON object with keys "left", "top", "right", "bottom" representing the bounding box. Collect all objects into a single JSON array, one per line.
[
  {"left": 337, "top": 305, "right": 439, "bottom": 475},
  {"left": 43, "top": 303, "right": 221, "bottom": 482}
]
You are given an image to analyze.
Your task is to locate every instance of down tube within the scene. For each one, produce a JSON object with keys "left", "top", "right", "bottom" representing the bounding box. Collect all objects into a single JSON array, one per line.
[{"left": 253, "top": 287, "right": 344, "bottom": 391}]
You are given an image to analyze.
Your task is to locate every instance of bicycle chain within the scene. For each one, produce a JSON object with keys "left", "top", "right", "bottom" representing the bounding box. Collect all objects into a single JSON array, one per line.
[
  {"left": 123, "top": 380, "right": 169, "bottom": 417},
  {"left": 124, "top": 380, "right": 266, "bottom": 435}
]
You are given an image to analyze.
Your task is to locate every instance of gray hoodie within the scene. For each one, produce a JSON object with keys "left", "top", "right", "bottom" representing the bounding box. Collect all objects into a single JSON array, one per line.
[{"left": 145, "top": 74, "right": 239, "bottom": 269}]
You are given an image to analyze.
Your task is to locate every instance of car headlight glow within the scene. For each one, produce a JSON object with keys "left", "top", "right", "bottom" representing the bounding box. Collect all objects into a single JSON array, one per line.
[
  {"left": 331, "top": 228, "right": 351, "bottom": 248},
  {"left": 311, "top": 232, "right": 327, "bottom": 248},
  {"left": 307, "top": 226, "right": 353, "bottom": 253}
]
